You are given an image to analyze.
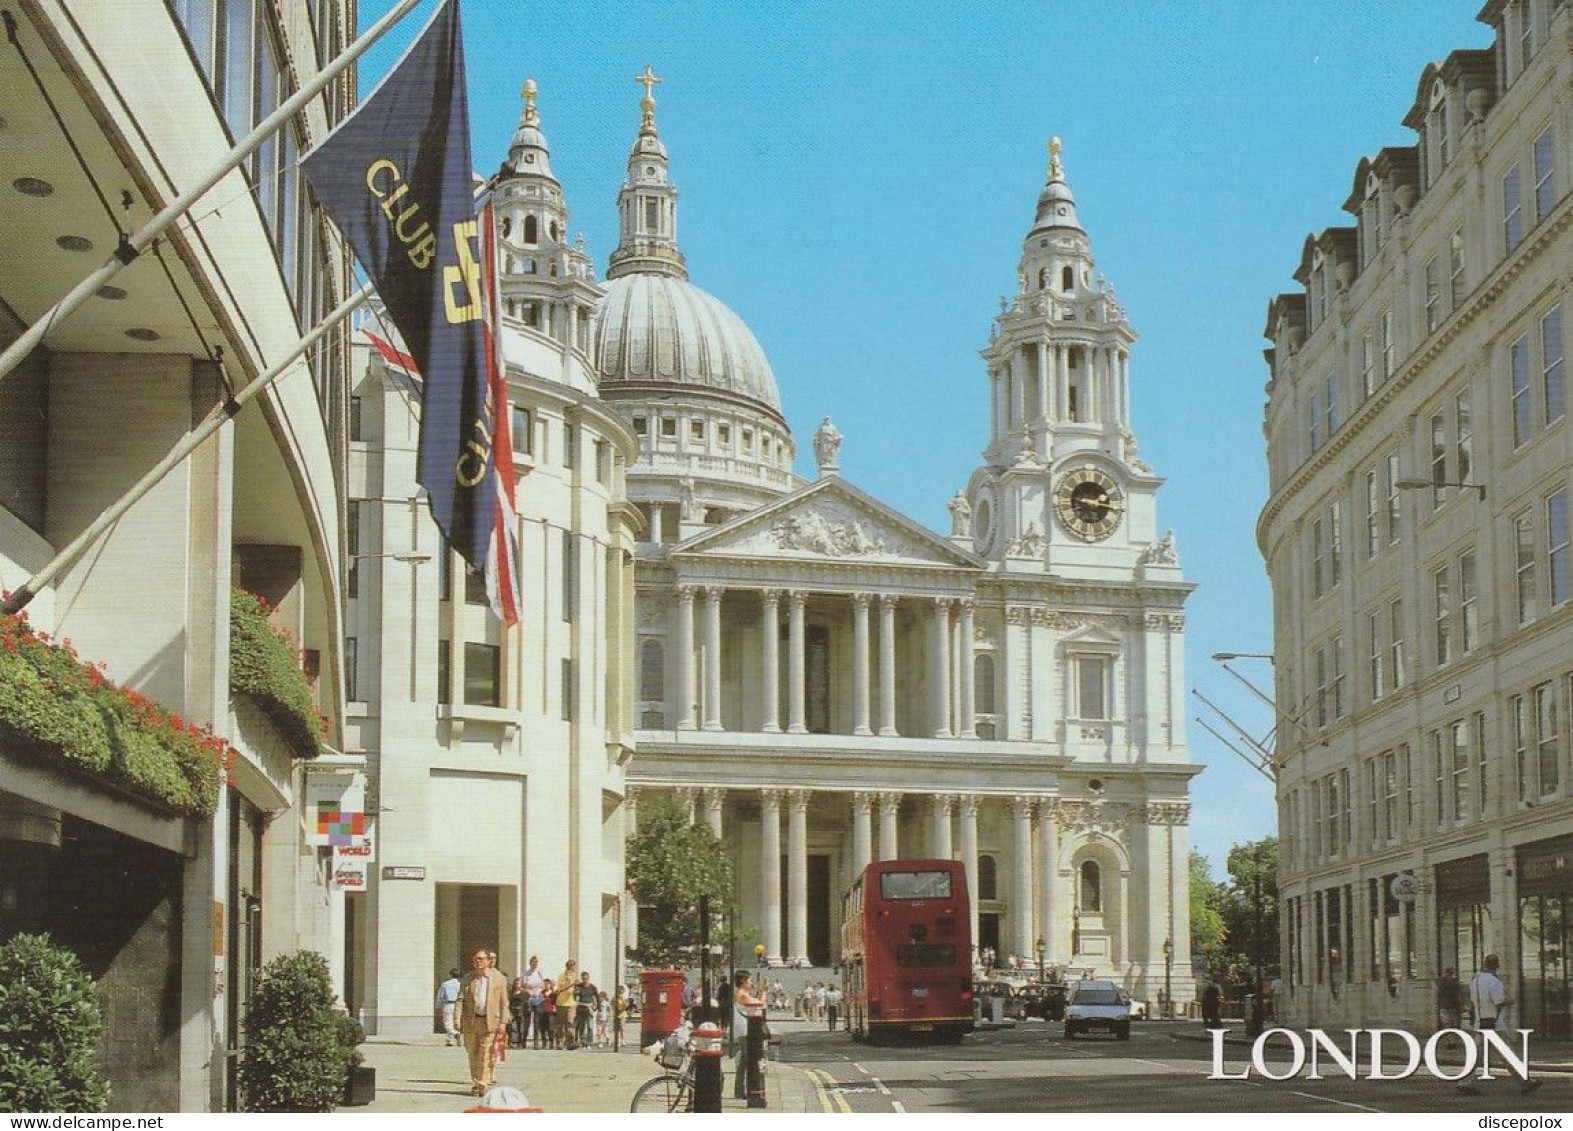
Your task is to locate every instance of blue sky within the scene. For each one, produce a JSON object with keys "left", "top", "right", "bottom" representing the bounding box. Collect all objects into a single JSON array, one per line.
[{"left": 358, "top": 1, "right": 1494, "bottom": 874}]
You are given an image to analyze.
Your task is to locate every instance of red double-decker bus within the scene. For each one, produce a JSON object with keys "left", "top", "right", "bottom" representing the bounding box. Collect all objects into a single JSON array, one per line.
[{"left": 841, "top": 859, "right": 972, "bottom": 1042}]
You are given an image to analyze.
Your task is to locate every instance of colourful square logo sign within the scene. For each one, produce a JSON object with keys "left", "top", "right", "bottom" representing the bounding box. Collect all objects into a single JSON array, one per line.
[{"left": 316, "top": 804, "right": 366, "bottom": 847}]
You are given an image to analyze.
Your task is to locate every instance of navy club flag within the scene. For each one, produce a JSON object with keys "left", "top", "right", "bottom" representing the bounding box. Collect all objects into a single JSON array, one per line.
[{"left": 301, "top": 0, "right": 495, "bottom": 573}]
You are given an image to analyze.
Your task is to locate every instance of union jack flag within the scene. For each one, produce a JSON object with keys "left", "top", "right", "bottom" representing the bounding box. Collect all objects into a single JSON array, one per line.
[{"left": 478, "top": 197, "right": 521, "bottom": 626}]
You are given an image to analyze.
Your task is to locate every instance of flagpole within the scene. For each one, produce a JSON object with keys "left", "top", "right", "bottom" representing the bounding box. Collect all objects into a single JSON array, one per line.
[
  {"left": 0, "top": 284, "right": 374, "bottom": 618},
  {"left": 0, "top": 0, "right": 423, "bottom": 389}
]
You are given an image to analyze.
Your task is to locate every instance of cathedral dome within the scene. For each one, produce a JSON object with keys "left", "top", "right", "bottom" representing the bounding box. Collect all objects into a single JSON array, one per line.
[{"left": 593, "top": 273, "right": 784, "bottom": 417}]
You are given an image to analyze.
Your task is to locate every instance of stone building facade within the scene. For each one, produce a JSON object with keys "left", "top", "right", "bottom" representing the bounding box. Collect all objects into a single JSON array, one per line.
[{"left": 1261, "top": 0, "right": 1572, "bottom": 1033}]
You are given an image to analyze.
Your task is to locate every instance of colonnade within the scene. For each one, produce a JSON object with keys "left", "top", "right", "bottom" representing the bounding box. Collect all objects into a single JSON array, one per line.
[
  {"left": 669, "top": 588, "right": 977, "bottom": 738},
  {"left": 992, "top": 340, "right": 1131, "bottom": 439}
]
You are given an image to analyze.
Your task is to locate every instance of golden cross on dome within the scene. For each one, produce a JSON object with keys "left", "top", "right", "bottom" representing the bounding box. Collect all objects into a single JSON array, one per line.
[
  {"left": 1048, "top": 136, "right": 1064, "bottom": 181},
  {"left": 635, "top": 65, "right": 663, "bottom": 106},
  {"left": 521, "top": 78, "right": 538, "bottom": 124}
]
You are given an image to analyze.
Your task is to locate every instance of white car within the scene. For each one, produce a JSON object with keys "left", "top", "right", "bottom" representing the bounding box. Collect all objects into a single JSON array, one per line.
[{"left": 1062, "top": 980, "right": 1131, "bottom": 1040}]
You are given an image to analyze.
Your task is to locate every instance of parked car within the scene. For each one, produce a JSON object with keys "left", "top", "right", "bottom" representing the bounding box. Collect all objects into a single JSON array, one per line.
[
  {"left": 975, "top": 980, "right": 1021, "bottom": 1019},
  {"left": 1016, "top": 982, "right": 1068, "bottom": 1021},
  {"left": 1063, "top": 979, "right": 1131, "bottom": 1040}
]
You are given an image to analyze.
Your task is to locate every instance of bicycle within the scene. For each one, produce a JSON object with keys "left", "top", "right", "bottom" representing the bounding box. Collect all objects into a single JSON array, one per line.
[{"left": 629, "top": 1035, "right": 695, "bottom": 1113}]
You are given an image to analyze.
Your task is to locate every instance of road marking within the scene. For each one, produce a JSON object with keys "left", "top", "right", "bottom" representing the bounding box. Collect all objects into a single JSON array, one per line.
[
  {"left": 852, "top": 1062, "right": 869, "bottom": 1074},
  {"left": 1290, "top": 1091, "right": 1382, "bottom": 1112},
  {"left": 1131, "top": 1058, "right": 1171, "bottom": 1069},
  {"left": 892, "top": 1101, "right": 907, "bottom": 1113},
  {"left": 806, "top": 1068, "right": 851, "bottom": 1113},
  {"left": 871, "top": 1076, "right": 892, "bottom": 1095}
]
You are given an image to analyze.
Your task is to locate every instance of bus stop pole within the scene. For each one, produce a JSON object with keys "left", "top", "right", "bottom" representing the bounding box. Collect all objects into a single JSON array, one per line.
[{"left": 745, "top": 1008, "right": 766, "bottom": 1108}]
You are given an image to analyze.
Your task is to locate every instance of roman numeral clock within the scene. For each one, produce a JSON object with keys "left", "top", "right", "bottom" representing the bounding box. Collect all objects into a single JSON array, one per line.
[{"left": 1053, "top": 465, "right": 1125, "bottom": 541}]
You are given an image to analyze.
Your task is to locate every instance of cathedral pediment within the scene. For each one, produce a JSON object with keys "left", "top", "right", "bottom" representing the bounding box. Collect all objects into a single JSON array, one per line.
[{"left": 671, "top": 477, "right": 984, "bottom": 570}]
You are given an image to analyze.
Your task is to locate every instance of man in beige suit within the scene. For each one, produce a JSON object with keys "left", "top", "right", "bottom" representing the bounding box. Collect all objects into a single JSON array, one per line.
[{"left": 454, "top": 948, "right": 512, "bottom": 1095}]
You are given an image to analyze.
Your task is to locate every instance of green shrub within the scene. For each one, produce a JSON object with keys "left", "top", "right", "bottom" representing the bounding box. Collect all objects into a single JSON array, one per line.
[
  {"left": 239, "top": 951, "right": 361, "bottom": 1112},
  {"left": 0, "top": 934, "right": 109, "bottom": 1113},
  {"left": 0, "top": 611, "right": 224, "bottom": 817},
  {"left": 228, "top": 590, "right": 326, "bottom": 761}
]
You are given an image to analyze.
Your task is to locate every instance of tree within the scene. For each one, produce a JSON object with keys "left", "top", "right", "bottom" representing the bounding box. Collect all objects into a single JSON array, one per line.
[
  {"left": 0, "top": 934, "right": 109, "bottom": 1112},
  {"left": 1219, "top": 837, "right": 1279, "bottom": 979},
  {"left": 1188, "top": 852, "right": 1227, "bottom": 967},
  {"left": 625, "top": 796, "right": 734, "bottom": 968},
  {"left": 239, "top": 951, "right": 362, "bottom": 1112}
]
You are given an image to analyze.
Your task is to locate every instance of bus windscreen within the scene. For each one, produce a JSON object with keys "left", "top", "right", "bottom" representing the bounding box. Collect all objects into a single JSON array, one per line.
[{"left": 879, "top": 870, "right": 954, "bottom": 899}]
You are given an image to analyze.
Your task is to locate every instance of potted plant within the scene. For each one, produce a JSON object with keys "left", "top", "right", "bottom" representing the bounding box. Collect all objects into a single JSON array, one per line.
[{"left": 0, "top": 933, "right": 109, "bottom": 1112}]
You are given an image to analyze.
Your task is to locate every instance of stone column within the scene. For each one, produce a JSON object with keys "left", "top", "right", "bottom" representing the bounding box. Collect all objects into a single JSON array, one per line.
[
  {"left": 930, "top": 794, "right": 954, "bottom": 859},
  {"left": 931, "top": 598, "right": 953, "bottom": 738},
  {"left": 787, "top": 790, "right": 810, "bottom": 964},
  {"left": 877, "top": 791, "right": 902, "bottom": 861},
  {"left": 701, "top": 787, "right": 724, "bottom": 837},
  {"left": 959, "top": 796, "right": 980, "bottom": 956},
  {"left": 878, "top": 595, "right": 898, "bottom": 736},
  {"left": 1057, "top": 344, "right": 1070, "bottom": 421},
  {"left": 675, "top": 787, "right": 698, "bottom": 825},
  {"left": 851, "top": 792, "right": 873, "bottom": 874},
  {"left": 761, "top": 589, "right": 781, "bottom": 732},
  {"left": 852, "top": 593, "right": 872, "bottom": 736},
  {"left": 760, "top": 789, "right": 782, "bottom": 965},
  {"left": 675, "top": 586, "right": 696, "bottom": 730},
  {"left": 787, "top": 590, "right": 807, "bottom": 734},
  {"left": 1037, "top": 802, "right": 1058, "bottom": 961},
  {"left": 1013, "top": 797, "right": 1035, "bottom": 959},
  {"left": 957, "top": 599, "right": 975, "bottom": 736},
  {"left": 702, "top": 585, "right": 724, "bottom": 731}
]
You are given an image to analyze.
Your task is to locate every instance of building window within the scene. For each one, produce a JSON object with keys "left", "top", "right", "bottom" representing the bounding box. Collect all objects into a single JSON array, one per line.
[
  {"left": 1433, "top": 564, "right": 1452, "bottom": 667},
  {"left": 974, "top": 654, "right": 996, "bottom": 715},
  {"left": 1549, "top": 488, "right": 1570, "bottom": 607},
  {"left": 1325, "top": 374, "right": 1338, "bottom": 438},
  {"left": 639, "top": 639, "right": 664, "bottom": 702},
  {"left": 1535, "top": 682, "right": 1559, "bottom": 798},
  {"left": 349, "top": 395, "right": 363, "bottom": 441},
  {"left": 1308, "top": 393, "right": 1321, "bottom": 452},
  {"left": 978, "top": 855, "right": 998, "bottom": 901},
  {"left": 690, "top": 419, "right": 705, "bottom": 443},
  {"left": 594, "top": 439, "right": 610, "bottom": 485},
  {"left": 1451, "top": 720, "right": 1470, "bottom": 821},
  {"left": 1079, "top": 860, "right": 1102, "bottom": 912},
  {"left": 1386, "top": 451, "right": 1402, "bottom": 544},
  {"left": 1361, "top": 331, "right": 1376, "bottom": 397},
  {"left": 464, "top": 567, "right": 487, "bottom": 606},
  {"left": 717, "top": 424, "right": 731, "bottom": 446},
  {"left": 1380, "top": 309, "right": 1395, "bottom": 380},
  {"left": 1455, "top": 389, "right": 1473, "bottom": 489},
  {"left": 660, "top": 417, "right": 677, "bottom": 439},
  {"left": 1460, "top": 549, "right": 1478, "bottom": 653},
  {"left": 346, "top": 499, "right": 361, "bottom": 598},
  {"left": 1314, "top": 645, "right": 1329, "bottom": 729},
  {"left": 1544, "top": 305, "right": 1565, "bottom": 425},
  {"left": 345, "top": 636, "right": 359, "bottom": 702},
  {"left": 1515, "top": 509, "right": 1538, "bottom": 624},
  {"left": 1449, "top": 227, "right": 1466, "bottom": 307},
  {"left": 1364, "top": 470, "right": 1380, "bottom": 559},
  {"left": 1512, "top": 334, "right": 1532, "bottom": 447},
  {"left": 1383, "top": 749, "right": 1399, "bottom": 840},
  {"left": 561, "top": 531, "right": 577, "bottom": 622},
  {"left": 1504, "top": 164, "right": 1524, "bottom": 252},
  {"left": 464, "top": 643, "right": 500, "bottom": 707},
  {"left": 1074, "top": 656, "right": 1109, "bottom": 720},
  {"left": 512, "top": 406, "right": 533, "bottom": 455},
  {"left": 1475, "top": 711, "right": 1489, "bottom": 818},
  {"left": 1389, "top": 598, "right": 1406, "bottom": 689},
  {"left": 632, "top": 416, "right": 647, "bottom": 436},
  {"left": 1311, "top": 517, "right": 1326, "bottom": 598},
  {"left": 562, "top": 422, "right": 575, "bottom": 469},
  {"left": 1533, "top": 127, "right": 1556, "bottom": 222},
  {"left": 1368, "top": 611, "right": 1385, "bottom": 701},
  {"left": 437, "top": 639, "right": 452, "bottom": 705},
  {"left": 1331, "top": 634, "right": 1346, "bottom": 720},
  {"left": 1429, "top": 412, "right": 1448, "bottom": 509},
  {"left": 1328, "top": 502, "right": 1343, "bottom": 589},
  {"left": 1424, "top": 256, "right": 1441, "bottom": 334},
  {"left": 523, "top": 213, "right": 539, "bottom": 244}
]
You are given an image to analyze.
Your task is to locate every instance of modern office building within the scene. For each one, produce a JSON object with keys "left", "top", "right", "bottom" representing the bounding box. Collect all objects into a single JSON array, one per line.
[
  {"left": 0, "top": 0, "right": 357, "bottom": 1109},
  {"left": 1261, "top": 0, "right": 1571, "bottom": 1034}
]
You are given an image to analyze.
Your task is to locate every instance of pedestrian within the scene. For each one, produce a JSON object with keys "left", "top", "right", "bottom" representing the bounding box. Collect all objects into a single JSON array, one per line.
[
  {"left": 596, "top": 991, "right": 611, "bottom": 1046},
  {"left": 508, "top": 973, "right": 529, "bottom": 1048},
  {"left": 437, "top": 967, "right": 462, "bottom": 1046},
  {"left": 814, "top": 981, "right": 827, "bottom": 1022},
  {"left": 521, "top": 955, "right": 546, "bottom": 1047},
  {"left": 1267, "top": 974, "right": 1283, "bottom": 1023},
  {"left": 575, "top": 970, "right": 599, "bottom": 1048},
  {"left": 717, "top": 976, "right": 735, "bottom": 1046},
  {"left": 540, "top": 979, "right": 558, "bottom": 1048},
  {"left": 680, "top": 973, "right": 697, "bottom": 1021},
  {"left": 1437, "top": 967, "right": 1464, "bottom": 1030},
  {"left": 1458, "top": 954, "right": 1542, "bottom": 1095},
  {"left": 731, "top": 969, "right": 765, "bottom": 1100},
  {"left": 613, "top": 984, "right": 628, "bottom": 1047},
  {"left": 1201, "top": 980, "right": 1223, "bottom": 1030},
  {"left": 555, "top": 960, "right": 580, "bottom": 1049},
  {"left": 454, "top": 948, "right": 512, "bottom": 1096},
  {"left": 825, "top": 983, "right": 841, "bottom": 1031}
]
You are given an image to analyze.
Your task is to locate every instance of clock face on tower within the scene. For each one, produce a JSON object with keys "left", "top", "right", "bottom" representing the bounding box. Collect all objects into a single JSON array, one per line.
[{"left": 1054, "top": 466, "right": 1125, "bottom": 541}]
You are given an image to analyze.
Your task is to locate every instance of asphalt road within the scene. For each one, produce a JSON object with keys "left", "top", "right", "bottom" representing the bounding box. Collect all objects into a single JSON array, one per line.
[{"left": 778, "top": 1019, "right": 1570, "bottom": 1114}]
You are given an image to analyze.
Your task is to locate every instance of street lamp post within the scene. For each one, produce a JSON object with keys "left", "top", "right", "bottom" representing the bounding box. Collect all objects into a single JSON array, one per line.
[{"left": 1036, "top": 937, "right": 1045, "bottom": 983}]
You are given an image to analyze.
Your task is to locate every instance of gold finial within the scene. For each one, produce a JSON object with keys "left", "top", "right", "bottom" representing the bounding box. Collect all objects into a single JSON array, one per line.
[
  {"left": 1048, "top": 136, "right": 1064, "bottom": 181},
  {"left": 636, "top": 65, "right": 663, "bottom": 129},
  {"left": 521, "top": 78, "right": 538, "bottom": 126}
]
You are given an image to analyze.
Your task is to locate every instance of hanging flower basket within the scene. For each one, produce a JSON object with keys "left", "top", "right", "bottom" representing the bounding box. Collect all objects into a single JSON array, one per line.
[{"left": 228, "top": 589, "right": 328, "bottom": 761}]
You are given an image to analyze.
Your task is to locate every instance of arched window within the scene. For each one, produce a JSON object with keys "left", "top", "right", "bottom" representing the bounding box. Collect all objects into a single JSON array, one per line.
[
  {"left": 1061, "top": 265, "right": 1074, "bottom": 293},
  {"left": 523, "top": 214, "right": 539, "bottom": 244},
  {"left": 1079, "top": 860, "right": 1102, "bottom": 912},
  {"left": 639, "top": 639, "right": 664, "bottom": 701},
  {"left": 978, "top": 854, "right": 998, "bottom": 901},
  {"left": 974, "top": 654, "right": 996, "bottom": 715}
]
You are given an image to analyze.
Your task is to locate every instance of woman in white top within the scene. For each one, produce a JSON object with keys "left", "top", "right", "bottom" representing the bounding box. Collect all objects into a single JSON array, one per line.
[{"left": 732, "top": 970, "right": 765, "bottom": 1100}]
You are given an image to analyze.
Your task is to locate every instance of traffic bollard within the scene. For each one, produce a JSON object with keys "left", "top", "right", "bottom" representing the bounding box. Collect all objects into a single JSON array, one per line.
[
  {"left": 692, "top": 1022, "right": 724, "bottom": 1113},
  {"left": 745, "top": 1008, "right": 767, "bottom": 1108}
]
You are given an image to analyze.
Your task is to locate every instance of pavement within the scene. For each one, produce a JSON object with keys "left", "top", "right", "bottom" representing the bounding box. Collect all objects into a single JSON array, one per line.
[{"left": 345, "top": 1020, "right": 819, "bottom": 1114}]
